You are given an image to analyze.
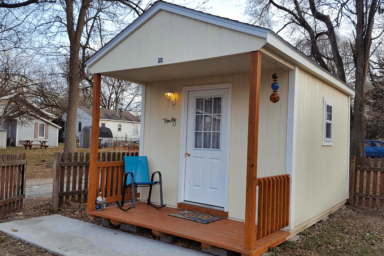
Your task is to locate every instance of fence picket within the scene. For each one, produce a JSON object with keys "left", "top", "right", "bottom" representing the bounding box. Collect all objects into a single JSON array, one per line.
[
  {"left": 0, "top": 154, "right": 26, "bottom": 218},
  {"left": 350, "top": 157, "right": 384, "bottom": 208}
]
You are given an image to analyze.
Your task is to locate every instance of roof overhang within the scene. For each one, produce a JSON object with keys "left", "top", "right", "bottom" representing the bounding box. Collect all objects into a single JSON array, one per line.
[{"left": 85, "top": 1, "right": 354, "bottom": 97}]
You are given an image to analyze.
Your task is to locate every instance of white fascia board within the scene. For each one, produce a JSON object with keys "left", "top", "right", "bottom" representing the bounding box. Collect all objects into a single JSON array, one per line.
[
  {"left": 38, "top": 117, "right": 61, "bottom": 129},
  {"left": 266, "top": 33, "right": 355, "bottom": 97},
  {"left": 85, "top": 1, "right": 269, "bottom": 68}
]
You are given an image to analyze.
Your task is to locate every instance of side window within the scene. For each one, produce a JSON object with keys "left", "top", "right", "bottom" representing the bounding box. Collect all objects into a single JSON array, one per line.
[
  {"left": 374, "top": 141, "right": 381, "bottom": 147},
  {"left": 323, "top": 97, "right": 333, "bottom": 146},
  {"left": 365, "top": 141, "right": 372, "bottom": 147},
  {"left": 38, "top": 123, "right": 45, "bottom": 138},
  {"left": 101, "top": 123, "right": 106, "bottom": 127},
  {"left": 78, "top": 122, "right": 82, "bottom": 132},
  {"left": 118, "top": 124, "right": 122, "bottom": 132}
]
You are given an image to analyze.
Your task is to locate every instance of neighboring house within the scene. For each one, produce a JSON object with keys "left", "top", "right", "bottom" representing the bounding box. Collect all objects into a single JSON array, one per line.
[
  {"left": 62, "top": 106, "right": 141, "bottom": 142},
  {"left": 1, "top": 117, "right": 60, "bottom": 148},
  {"left": 83, "top": 1, "right": 355, "bottom": 255},
  {"left": 0, "top": 97, "right": 61, "bottom": 148}
]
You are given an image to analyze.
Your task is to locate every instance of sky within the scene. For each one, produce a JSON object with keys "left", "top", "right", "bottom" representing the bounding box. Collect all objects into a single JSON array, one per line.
[{"left": 202, "top": 0, "right": 249, "bottom": 23}]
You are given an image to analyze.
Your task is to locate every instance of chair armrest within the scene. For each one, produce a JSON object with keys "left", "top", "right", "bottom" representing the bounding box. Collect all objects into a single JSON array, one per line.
[{"left": 150, "top": 171, "right": 163, "bottom": 183}]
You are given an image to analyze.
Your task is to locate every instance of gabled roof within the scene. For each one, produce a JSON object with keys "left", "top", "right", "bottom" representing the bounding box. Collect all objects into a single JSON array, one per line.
[
  {"left": 79, "top": 106, "right": 140, "bottom": 123},
  {"left": 85, "top": 0, "right": 354, "bottom": 96}
]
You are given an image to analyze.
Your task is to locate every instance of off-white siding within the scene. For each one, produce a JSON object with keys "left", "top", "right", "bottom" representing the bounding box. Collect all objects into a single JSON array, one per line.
[
  {"left": 293, "top": 68, "right": 349, "bottom": 228},
  {"left": 17, "top": 118, "right": 59, "bottom": 147},
  {"left": 141, "top": 69, "right": 289, "bottom": 221},
  {"left": 89, "top": 10, "right": 266, "bottom": 74}
]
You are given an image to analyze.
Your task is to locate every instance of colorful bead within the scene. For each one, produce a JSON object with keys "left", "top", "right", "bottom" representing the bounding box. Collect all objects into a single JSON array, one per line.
[
  {"left": 271, "top": 82, "right": 279, "bottom": 90},
  {"left": 270, "top": 91, "right": 280, "bottom": 103}
]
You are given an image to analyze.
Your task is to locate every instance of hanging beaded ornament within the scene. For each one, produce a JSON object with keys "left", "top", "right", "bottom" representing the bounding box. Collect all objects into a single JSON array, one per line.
[{"left": 270, "top": 73, "right": 280, "bottom": 103}]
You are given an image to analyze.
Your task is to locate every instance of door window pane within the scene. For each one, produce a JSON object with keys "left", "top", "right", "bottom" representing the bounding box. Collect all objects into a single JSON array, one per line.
[
  {"left": 195, "top": 115, "right": 203, "bottom": 131},
  {"left": 213, "top": 98, "right": 221, "bottom": 114},
  {"left": 212, "top": 115, "right": 221, "bottom": 131},
  {"left": 195, "top": 132, "right": 202, "bottom": 148},
  {"left": 203, "top": 132, "right": 211, "bottom": 148},
  {"left": 204, "top": 116, "right": 212, "bottom": 131},
  {"left": 204, "top": 98, "right": 212, "bottom": 114},
  {"left": 212, "top": 133, "right": 220, "bottom": 149},
  {"left": 196, "top": 99, "right": 204, "bottom": 114},
  {"left": 194, "top": 97, "right": 222, "bottom": 150}
]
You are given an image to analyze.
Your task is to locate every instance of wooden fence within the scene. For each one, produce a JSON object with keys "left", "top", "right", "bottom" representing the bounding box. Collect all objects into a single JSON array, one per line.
[
  {"left": 257, "top": 174, "right": 290, "bottom": 240},
  {"left": 52, "top": 151, "right": 139, "bottom": 212},
  {"left": 349, "top": 157, "right": 384, "bottom": 207},
  {"left": 0, "top": 153, "right": 26, "bottom": 218}
]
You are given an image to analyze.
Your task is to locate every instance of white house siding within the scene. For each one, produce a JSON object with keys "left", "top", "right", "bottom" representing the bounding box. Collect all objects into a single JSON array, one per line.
[
  {"left": 16, "top": 118, "right": 59, "bottom": 147},
  {"left": 141, "top": 69, "right": 289, "bottom": 221},
  {"left": 64, "top": 108, "right": 141, "bottom": 143},
  {"left": 89, "top": 10, "right": 266, "bottom": 74},
  {"left": 99, "top": 120, "right": 141, "bottom": 142},
  {"left": 293, "top": 68, "right": 349, "bottom": 229}
]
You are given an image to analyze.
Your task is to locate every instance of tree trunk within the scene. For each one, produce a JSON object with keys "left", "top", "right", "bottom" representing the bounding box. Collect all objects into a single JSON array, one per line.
[
  {"left": 350, "top": 0, "right": 367, "bottom": 157},
  {"left": 64, "top": 47, "right": 80, "bottom": 154}
]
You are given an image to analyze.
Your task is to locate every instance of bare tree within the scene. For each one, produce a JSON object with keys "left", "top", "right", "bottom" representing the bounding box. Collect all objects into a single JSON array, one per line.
[
  {"left": 246, "top": 0, "right": 384, "bottom": 157},
  {"left": 0, "top": 51, "right": 50, "bottom": 124},
  {"left": 81, "top": 73, "right": 141, "bottom": 113}
]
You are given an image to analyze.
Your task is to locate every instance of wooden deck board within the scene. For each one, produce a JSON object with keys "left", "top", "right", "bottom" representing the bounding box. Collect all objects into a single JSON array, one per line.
[{"left": 88, "top": 202, "right": 289, "bottom": 255}]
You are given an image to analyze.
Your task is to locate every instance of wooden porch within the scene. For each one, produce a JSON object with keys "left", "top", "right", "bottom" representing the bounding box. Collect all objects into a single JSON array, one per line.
[
  {"left": 88, "top": 202, "right": 289, "bottom": 256},
  {"left": 87, "top": 51, "right": 291, "bottom": 256}
]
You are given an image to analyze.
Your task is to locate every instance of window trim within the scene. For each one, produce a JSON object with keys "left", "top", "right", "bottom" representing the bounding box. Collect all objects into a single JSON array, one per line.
[
  {"left": 322, "top": 97, "right": 333, "bottom": 146},
  {"left": 38, "top": 122, "right": 45, "bottom": 138}
]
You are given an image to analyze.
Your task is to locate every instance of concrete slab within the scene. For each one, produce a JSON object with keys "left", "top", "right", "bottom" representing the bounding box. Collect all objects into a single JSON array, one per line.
[{"left": 0, "top": 215, "right": 206, "bottom": 256}]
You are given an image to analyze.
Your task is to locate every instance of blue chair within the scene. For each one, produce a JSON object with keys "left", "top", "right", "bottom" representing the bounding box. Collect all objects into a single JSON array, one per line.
[{"left": 117, "top": 156, "right": 166, "bottom": 211}]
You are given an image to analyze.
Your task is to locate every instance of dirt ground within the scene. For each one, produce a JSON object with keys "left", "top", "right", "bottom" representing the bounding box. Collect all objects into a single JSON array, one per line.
[{"left": 2, "top": 199, "right": 384, "bottom": 255}]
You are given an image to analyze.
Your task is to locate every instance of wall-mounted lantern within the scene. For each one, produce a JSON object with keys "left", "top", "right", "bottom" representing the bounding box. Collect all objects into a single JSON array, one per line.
[{"left": 165, "top": 90, "right": 176, "bottom": 105}]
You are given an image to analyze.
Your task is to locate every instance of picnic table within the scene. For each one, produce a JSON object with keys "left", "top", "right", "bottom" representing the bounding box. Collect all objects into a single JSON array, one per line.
[{"left": 23, "top": 140, "right": 49, "bottom": 149}]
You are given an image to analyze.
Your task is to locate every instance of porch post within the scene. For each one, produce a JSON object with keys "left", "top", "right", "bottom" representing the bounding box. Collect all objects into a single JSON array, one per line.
[
  {"left": 87, "top": 73, "right": 101, "bottom": 212},
  {"left": 244, "top": 51, "right": 262, "bottom": 251}
]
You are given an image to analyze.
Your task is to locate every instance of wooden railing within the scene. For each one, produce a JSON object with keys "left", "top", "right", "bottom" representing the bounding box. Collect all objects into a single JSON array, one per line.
[
  {"left": 52, "top": 152, "right": 140, "bottom": 213},
  {"left": 257, "top": 174, "right": 290, "bottom": 240},
  {"left": 0, "top": 153, "right": 26, "bottom": 218},
  {"left": 95, "top": 152, "right": 140, "bottom": 203},
  {"left": 349, "top": 157, "right": 384, "bottom": 207}
]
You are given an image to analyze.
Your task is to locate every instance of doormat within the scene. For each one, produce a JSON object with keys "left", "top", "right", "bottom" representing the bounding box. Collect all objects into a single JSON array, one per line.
[{"left": 169, "top": 210, "right": 222, "bottom": 224}]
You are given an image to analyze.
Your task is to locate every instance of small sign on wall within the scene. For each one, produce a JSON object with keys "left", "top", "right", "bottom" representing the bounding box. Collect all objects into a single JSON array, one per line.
[{"left": 158, "top": 58, "right": 163, "bottom": 64}]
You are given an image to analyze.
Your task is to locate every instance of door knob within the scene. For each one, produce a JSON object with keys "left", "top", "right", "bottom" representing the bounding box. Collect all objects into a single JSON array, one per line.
[{"left": 185, "top": 152, "right": 191, "bottom": 157}]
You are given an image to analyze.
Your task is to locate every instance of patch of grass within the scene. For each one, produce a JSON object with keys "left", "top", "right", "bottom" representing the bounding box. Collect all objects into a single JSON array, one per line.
[{"left": 0, "top": 143, "right": 137, "bottom": 179}]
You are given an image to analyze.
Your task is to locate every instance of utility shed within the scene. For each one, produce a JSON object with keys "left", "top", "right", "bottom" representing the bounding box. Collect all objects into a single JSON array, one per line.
[
  {"left": 0, "top": 128, "right": 7, "bottom": 149},
  {"left": 84, "top": 2, "right": 355, "bottom": 255}
]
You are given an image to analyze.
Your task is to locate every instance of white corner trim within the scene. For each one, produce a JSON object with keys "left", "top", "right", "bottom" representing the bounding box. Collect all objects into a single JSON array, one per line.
[
  {"left": 266, "top": 34, "right": 355, "bottom": 97},
  {"left": 322, "top": 97, "right": 334, "bottom": 146},
  {"left": 139, "top": 85, "right": 146, "bottom": 156},
  {"left": 347, "top": 96, "right": 351, "bottom": 198},
  {"left": 177, "top": 83, "right": 232, "bottom": 211},
  {"left": 286, "top": 66, "right": 298, "bottom": 230},
  {"left": 85, "top": 2, "right": 269, "bottom": 68}
]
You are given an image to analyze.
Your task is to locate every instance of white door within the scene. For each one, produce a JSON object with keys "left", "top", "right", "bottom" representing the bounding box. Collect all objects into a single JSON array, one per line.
[{"left": 184, "top": 89, "right": 229, "bottom": 208}]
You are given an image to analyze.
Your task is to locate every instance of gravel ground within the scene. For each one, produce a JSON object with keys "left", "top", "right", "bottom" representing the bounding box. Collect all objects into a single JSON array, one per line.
[{"left": 1, "top": 199, "right": 384, "bottom": 255}]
